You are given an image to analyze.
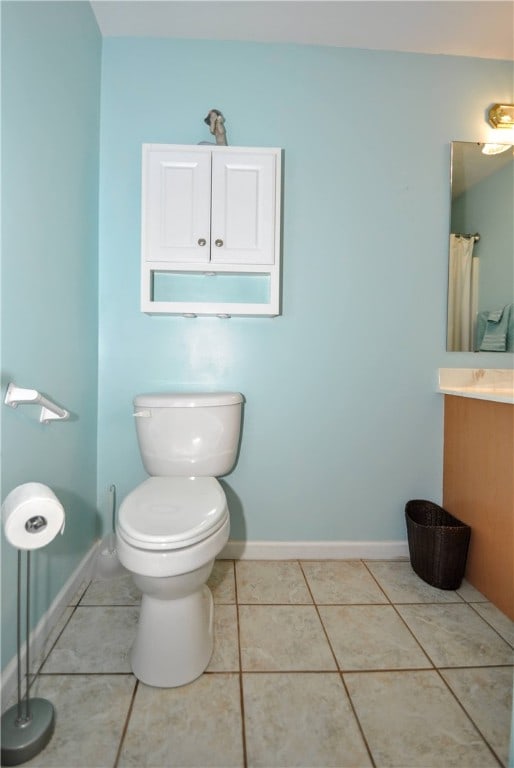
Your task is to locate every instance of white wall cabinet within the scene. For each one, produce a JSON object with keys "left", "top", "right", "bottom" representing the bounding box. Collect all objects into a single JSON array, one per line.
[{"left": 141, "top": 144, "right": 282, "bottom": 316}]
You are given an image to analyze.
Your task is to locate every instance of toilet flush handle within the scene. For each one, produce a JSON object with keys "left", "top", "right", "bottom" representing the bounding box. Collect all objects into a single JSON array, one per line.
[{"left": 133, "top": 410, "right": 151, "bottom": 418}]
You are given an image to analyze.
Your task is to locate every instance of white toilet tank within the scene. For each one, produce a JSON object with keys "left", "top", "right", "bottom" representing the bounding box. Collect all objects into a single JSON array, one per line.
[{"left": 133, "top": 392, "right": 243, "bottom": 477}]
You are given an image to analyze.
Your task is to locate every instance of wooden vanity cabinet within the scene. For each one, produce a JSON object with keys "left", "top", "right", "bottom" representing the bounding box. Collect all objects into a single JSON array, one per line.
[{"left": 443, "top": 395, "right": 514, "bottom": 619}]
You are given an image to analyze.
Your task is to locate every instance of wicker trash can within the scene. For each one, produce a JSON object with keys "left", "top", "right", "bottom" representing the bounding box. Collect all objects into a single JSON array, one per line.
[{"left": 405, "top": 500, "right": 471, "bottom": 590}]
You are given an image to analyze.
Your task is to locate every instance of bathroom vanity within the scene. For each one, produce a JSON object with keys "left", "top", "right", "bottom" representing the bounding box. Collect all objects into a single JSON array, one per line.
[{"left": 439, "top": 369, "right": 514, "bottom": 619}]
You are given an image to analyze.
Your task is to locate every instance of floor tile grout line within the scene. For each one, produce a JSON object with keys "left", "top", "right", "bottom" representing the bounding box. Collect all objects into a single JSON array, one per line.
[
  {"left": 237, "top": 600, "right": 392, "bottom": 606},
  {"left": 316, "top": 560, "right": 509, "bottom": 765},
  {"left": 70, "top": 579, "right": 93, "bottom": 608},
  {"left": 296, "top": 557, "right": 314, "bottom": 602},
  {"left": 113, "top": 678, "right": 139, "bottom": 768},
  {"left": 298, "top": 560, "right": 341, "bottom": 670},
  {"left": 233, "top": 567, "right": 505, "bottom": 673},
  {"left": 339, "top": 672, "right": 377, "bottom": 768},
  {"left": 388, "top": 602, "right": 437, "bottom": 670},
  {"left": 29, "top": 561, "right": 514, "bottom": 768},
  {"left": 392, "top": 600, "right": 514, "bottom": 669},
  {"left": 33, "top": 585, "right": 92, "bottom": 681},
  {"left": 342, "top": 666, "right": 509, "bottom": 768},
  {"left": 230, "top": 598, "right": 469, "bottom": 607},
  {"left": 361, "top": 560, "right": 395, "bottom": 605},
  {"left": 36, "top": 662, "right": 513, "bottom": 678},
  {"left": 68, "top": 603, "right": 141, "bottom": 608},
  {"left": 361, "top": 560, "right": 473, "bottom": 606},
  {"left": 358, "top": 561, "right": 512, "bottom": 669},
  {"left": 341, "top": 666, "right": 507, "bottom": 768},
  {"left": 240, "top": 559, "right": 377, "bottom": 767},
  {"left": 37, "top": 671, "right": 137, "bottom": 676},
  {"left": 433, "top": 666, "right": 506, "bottom": 768},
  {"left": 299, "top": 560, "right": 378, "bottom": 768},
  {"left": 438, "top": 662, "right": 514, "bottom": 671},
  {"left": 233, "top": 560, "right": 248, "bottom": 768},
  {"left": 226, "top": 561, "right": 512, "bottom": 677},
  {"left": 467, "top": 601, "right": 514, "bottom": 649},
  {"left": 230, "top": 666, "right": 442, "bottom": 676},
  {"left": 80, "top": 597, "right": 481, "bottom": 607},
  {"left": 370, "top": 598, "right": 470, "bottom": 606}
]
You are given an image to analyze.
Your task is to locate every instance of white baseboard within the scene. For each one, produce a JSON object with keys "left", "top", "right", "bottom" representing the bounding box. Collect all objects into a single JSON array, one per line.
[
  {"left": 1, "top": 541, "right": 99, "bottom": 712},
  {"left": 219, "top": 539, "right": 409, "bottom": 560}
]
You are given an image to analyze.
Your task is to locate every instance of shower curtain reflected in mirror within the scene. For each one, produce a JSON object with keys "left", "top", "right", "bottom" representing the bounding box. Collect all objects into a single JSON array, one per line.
[{"left": 447, "top": 234, "right": 478, "bottom": 351}]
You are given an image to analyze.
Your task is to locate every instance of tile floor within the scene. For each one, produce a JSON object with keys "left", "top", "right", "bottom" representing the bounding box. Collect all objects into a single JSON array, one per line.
[{"left": 17, "top": 559, "right": 514, "bottom": 767}]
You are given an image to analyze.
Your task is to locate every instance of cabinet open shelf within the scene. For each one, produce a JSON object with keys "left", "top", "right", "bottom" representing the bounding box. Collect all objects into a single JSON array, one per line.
[{"left": 142, "top": 262, "right": 280, "bottom": 316}]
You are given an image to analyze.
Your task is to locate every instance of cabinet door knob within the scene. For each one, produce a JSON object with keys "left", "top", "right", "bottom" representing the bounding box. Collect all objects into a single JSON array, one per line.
[
  {"left": 215, "top": 239, "right": 224, "bottom": 247},
  {"left": 197, "top": 238, "right": 207, "bottom": 246}
]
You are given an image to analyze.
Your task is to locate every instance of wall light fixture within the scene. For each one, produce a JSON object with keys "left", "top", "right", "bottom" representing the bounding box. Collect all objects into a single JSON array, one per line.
[{"left": 487, "top": 103, "right": 514, "bottom": 129}]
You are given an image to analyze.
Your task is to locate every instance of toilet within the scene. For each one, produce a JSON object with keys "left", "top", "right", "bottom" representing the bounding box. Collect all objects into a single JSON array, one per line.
[{"left": 116, "top": 391, "right": 243, "bottom": 688}]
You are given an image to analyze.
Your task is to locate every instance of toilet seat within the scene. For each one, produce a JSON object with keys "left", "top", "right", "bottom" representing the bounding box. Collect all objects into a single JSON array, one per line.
[{"left": 118, "top": 477, "right": 228, "bottom": 551}]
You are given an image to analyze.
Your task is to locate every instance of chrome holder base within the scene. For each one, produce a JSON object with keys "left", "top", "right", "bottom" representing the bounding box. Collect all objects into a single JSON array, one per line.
[{"left": 1, "top": 698, "right": 55, "bottom": 766}]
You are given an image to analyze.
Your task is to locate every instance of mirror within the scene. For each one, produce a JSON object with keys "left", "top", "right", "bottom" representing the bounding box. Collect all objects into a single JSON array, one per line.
[{"left": 447, "top": 141, "right": 514, "bottom": 351}]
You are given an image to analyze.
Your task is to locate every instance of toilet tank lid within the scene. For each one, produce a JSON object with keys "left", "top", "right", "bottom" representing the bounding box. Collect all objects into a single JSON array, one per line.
[{"left": 133, "top": 392, "right": 244, "bottom": 408}]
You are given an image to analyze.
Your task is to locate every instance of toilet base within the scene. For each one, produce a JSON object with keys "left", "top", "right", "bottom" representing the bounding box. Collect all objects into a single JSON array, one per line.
[{"left": 131, "top": 584, "right": 214, "bottom": 687}]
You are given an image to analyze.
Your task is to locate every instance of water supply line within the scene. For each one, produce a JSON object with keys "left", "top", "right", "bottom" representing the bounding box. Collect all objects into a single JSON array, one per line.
[
  {"left": 108, "top": 484, "right": 117, "bottom": 554},
  {"left": 94, "top": 484, "right": 123, "bottom": 578}
]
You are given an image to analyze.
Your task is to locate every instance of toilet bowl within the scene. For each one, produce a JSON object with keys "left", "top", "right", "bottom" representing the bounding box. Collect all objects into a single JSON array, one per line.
[{"left": 116, "top": 392, "right": 242, "bottom": 688}]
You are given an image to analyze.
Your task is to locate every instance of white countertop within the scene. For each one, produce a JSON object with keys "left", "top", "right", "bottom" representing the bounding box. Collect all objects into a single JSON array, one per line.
[{"left": 438, "top": 368, "right": 514, "bottom": 405}]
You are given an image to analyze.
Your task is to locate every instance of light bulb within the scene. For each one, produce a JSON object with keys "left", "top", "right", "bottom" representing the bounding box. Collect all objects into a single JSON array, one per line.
[{"left": 481, "top": 143, "right": 512, "bottom": 156}]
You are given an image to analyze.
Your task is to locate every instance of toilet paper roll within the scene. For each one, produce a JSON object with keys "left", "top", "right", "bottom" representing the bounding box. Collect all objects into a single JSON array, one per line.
[{"left": 2, "top": 482, "right": 65, "bottom": 550}]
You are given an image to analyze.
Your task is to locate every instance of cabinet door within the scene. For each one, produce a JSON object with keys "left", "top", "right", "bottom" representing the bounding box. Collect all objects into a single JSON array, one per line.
[
  {"left": 144, "top": 148, "right": 211, "bottom": 263},
  {"left": 210, "top": 151, "right": 276, "bottom": 265}
]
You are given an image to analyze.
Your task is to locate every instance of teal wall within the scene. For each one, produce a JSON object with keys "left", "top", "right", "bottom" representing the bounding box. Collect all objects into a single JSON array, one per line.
[
  {"left": 1, "top": 2, "right": 101, "bottom": 669},
  {"left": 97, "top": 39, "right": 513, "bottom": 541}
]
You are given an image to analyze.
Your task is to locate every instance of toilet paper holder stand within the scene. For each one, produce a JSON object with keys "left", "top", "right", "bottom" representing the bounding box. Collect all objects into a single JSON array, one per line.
[
  {"left": 1, "top": 549, "right": 56, "bottom": 765},
  {"left": 4, "top": 383, "right": 70, "bottom": 424}
]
